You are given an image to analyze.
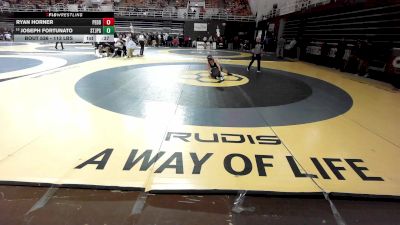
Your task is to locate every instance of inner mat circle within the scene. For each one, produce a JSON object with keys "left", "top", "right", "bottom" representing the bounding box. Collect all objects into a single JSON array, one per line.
[
  {"left": 169, "top": 49, "right": 241, "bottom": 57},
  {"left": 0, "top": 57, "right": 42, "bottom": 74},
  {"left": 75, "top": 63, "right": 353, "bottom": 127}
]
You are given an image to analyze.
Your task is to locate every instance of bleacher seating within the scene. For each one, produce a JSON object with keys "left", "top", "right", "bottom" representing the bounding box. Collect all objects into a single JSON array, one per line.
[
  {"left": 224, "top": 0, "right": 251, "bottom": 16},
  {"left": 121, "top": 0, "right": 147, "bottom": 7},
  {"left": 282, "top": 3, "right": 400, "bottom": 44},
  {"left": 174, "top": 0, "right": 187, "bottom": 8},
  {"left": 205, "top": 0, "right": 218, "bottom": 8},
  {"left": 121, "top": 0, "right": 169, "bottom": 8},
  {"left": 1, "top": 0, "right": 253, "bottom": 15},
  {"left": 0, "top": 0, "right": 255, "bottom": 21},
  {"left": 148, "top": 0, "right": 168, "bottom": 8}
]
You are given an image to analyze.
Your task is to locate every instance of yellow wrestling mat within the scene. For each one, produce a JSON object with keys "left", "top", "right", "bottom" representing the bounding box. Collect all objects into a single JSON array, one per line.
[{"left": 0, "top": 44, "right": 399, "bottom": 197}]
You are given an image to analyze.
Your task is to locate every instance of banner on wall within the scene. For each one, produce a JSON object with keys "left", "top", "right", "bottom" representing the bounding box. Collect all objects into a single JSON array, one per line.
[
  {"left": 268, "top": 23, "right": 275, "bottom": 32},
  {"left": 197, "top": 41, "right": 205, "bottom": 49},
  {"left": 306, "top": 46, "right": 322, "bottom": 55},
  {"left": 194, "top": 23, "right": 207, "bottom": 32},
  {"left": 189, "top": 0, "right": 205, "bottom": 7}
]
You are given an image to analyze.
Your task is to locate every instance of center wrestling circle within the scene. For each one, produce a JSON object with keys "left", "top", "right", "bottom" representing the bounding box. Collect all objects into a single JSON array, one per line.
[
  {"left": 75, "top": 63, "right": 353, "bottom": 127},
  {"left": 179, "top": 70, "right": 249, "bottom": 87}
]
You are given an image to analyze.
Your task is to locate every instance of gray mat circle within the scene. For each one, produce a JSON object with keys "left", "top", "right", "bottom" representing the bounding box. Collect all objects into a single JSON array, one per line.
[
  {"left": 0, "top": 57, "right": 42, "bottom": 74},
  {"left": 75, "top": 62, "right": 353, "bottom": 127}
]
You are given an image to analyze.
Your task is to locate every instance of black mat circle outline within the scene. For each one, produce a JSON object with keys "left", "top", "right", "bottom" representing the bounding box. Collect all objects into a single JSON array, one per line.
[{"left": 75, "top": 62, "right": 353, "bottom": 127}]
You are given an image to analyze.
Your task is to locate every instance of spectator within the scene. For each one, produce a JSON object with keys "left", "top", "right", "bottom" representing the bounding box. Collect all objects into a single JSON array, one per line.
[
  {"left": 167, "top": 35, "right": 173, "bottom": 47},
  {"left": 112, "top": 37, "right": 125, "bottom": 57},
  {"left": 192, "top": 39, "right": 197, "bottom": 48},
  {"left": 172, "top": 36, "right": 179, "bottom": 47},
  {"left": 344, "top": 40, "right": 362, "bottom": 73},
  {"left": 233, "top": 36, "right": 239, "bottom": 49},
  {"left": 184, "top": 35, "right": 189, "bottom": 47},
  {"left": 263, "top": 36, "right": 269, "bottom": 52},
  {"left": 335, "top": 38, "right": 346, "bottom": 70},
  {"left": 4, "top": 32, "right": 12, "bottom": 41},
  {"left": 121, "top": 34, "right": 127, "bottom": 56},
  {"left": 96, "top": 43, "right": 113, "bottom": 57},
  {"left": 159, "top": 33, "right": 164, "bottom": 46},
  {"left": 138, "top": 33, "right": 145, "bottom": 56},
  {"left": 357, "top": 39, "right": 371, "bottom": 76},
  {"left": 179, "top": 34, "right": 184, "bottom": 47},
  {"left": 247, "top": 37, "right": 263, "bottom": 72},
  {"left": 297, "top": 37, "right": 303, "bottom": 60},
  {"left": 126, "top": 37, "right": 137, "bottom": 58},
  {"left": 276, "top": 37, "right": 285, "bottom": 58}
]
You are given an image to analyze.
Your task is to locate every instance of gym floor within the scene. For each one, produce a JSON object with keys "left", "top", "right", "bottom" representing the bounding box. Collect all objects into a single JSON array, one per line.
[{"left": 0, "top": 42, "right": 399, "bottom": 225}]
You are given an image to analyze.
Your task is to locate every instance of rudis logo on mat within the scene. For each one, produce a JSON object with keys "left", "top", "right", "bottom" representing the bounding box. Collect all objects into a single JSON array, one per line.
[
  {"left": 179, "top": 70, "right": 249, "bottom": 87},
  {"left": 75, "top": 132, "right": 384, "bottom": 182}
]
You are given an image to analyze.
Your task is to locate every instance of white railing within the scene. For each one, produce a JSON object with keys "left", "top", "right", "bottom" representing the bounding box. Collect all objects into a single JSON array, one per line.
[
  {"left": 279, "top": 0, "right": 330, "bottom": 16},
  {"left": 0, "top": 4, "right": 256, "bottom": 21},
  {"left": 115, "top": 10, "right": 254, "bottom": 21}
]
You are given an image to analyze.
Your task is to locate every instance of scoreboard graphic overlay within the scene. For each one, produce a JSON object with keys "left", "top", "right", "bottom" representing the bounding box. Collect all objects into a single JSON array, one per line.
[{"left": 13, "top": 12, "right": 115, "bottom": 43}]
